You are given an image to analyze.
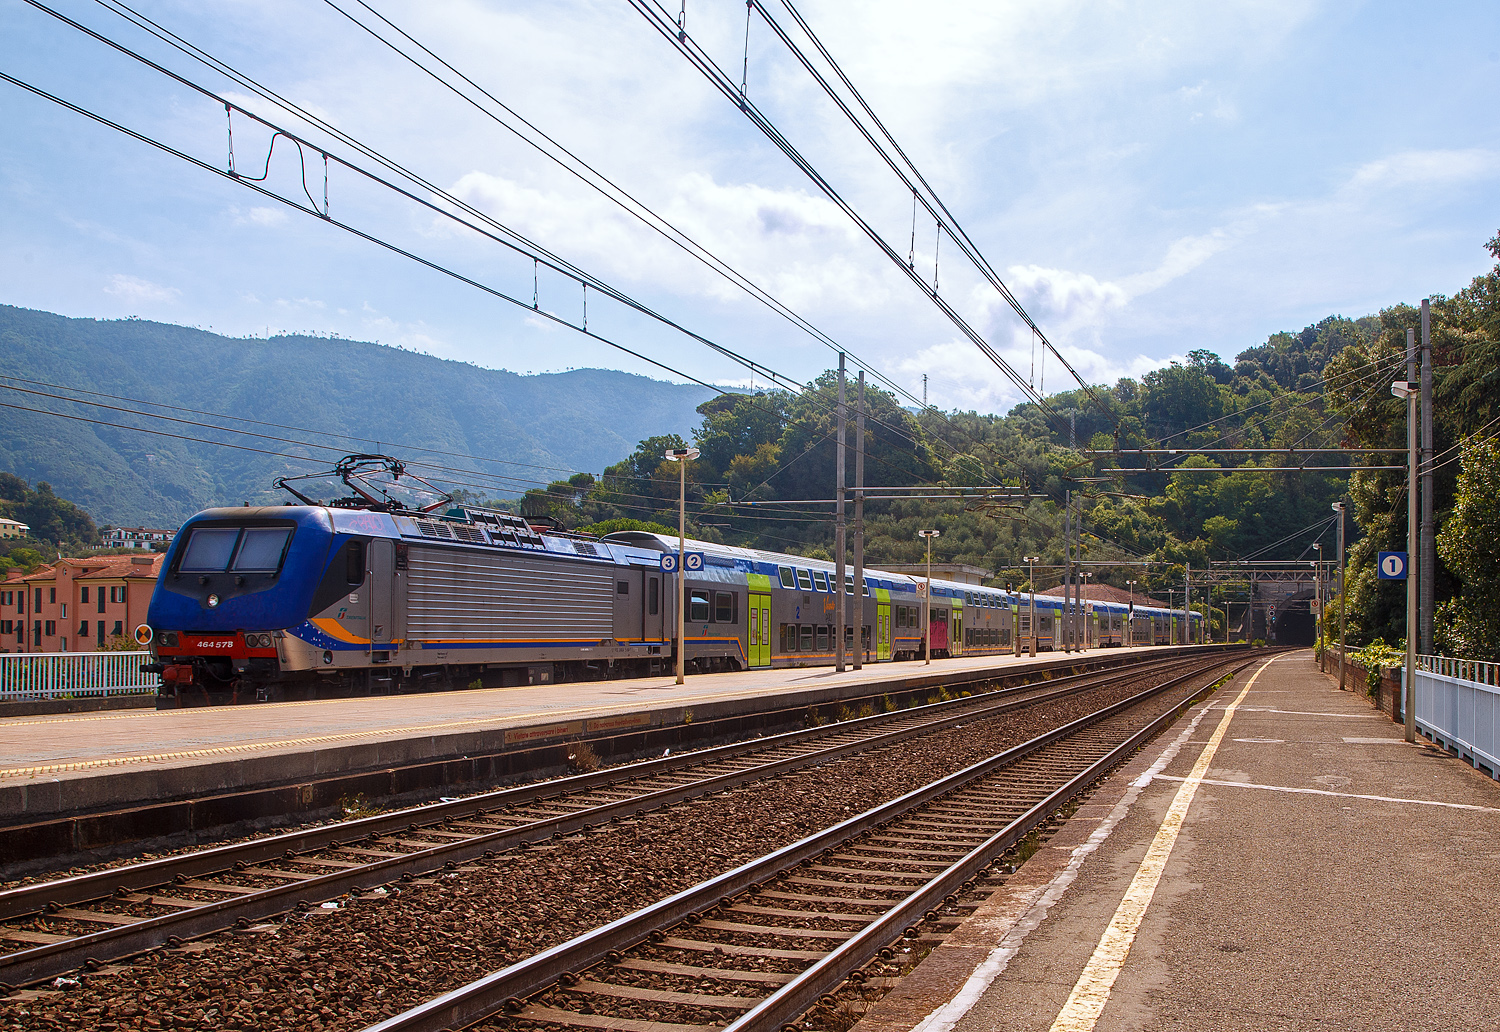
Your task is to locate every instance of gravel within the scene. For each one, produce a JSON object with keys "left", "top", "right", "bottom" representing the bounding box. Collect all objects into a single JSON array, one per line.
[{"left": 0, "top": 667, "right": 1218, "bottom": 1032}]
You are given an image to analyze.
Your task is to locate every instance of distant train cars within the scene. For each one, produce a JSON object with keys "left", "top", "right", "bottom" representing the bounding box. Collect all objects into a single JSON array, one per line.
[{"left": 143, "top": 503, "right": 1204, "bottom": 706}]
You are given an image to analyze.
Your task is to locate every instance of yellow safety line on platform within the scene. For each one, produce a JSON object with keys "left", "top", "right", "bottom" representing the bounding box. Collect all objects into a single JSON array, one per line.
[
  {"left": 0, "top": 678, "right": 847, "bottom": 779},
  {"left": 1047, "top": 655, "right": 1276, "bottom": 1032}
]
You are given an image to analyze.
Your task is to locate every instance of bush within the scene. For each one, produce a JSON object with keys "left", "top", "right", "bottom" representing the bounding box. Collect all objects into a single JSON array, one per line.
[{"left": 1354, "top": 638, "right": 1404, "bottom": 693}]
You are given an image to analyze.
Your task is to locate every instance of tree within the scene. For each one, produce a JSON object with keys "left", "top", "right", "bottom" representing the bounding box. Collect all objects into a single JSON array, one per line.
[{"left": 1435, "top": 437, "right": 1500, "bottom": 659}]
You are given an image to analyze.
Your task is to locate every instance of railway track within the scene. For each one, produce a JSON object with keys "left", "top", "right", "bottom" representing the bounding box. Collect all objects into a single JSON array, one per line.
[
  {"left": 0, "top": 651, "right": 1238, "bottom": 991},
  {"left": 364, "top": 656, "right": 1251, "bottom": 1032}
]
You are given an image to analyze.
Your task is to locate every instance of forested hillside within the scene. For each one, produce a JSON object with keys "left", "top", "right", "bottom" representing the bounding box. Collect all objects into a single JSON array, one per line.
[
  {"left": 524, "top": 232, "right": 1500, "bottom": 659},
  {"left": 0, "top": 306, "right": 712, "bottom": 526},
  {"left": 4, "top": 232, "right": 1496, "bottom": 658}
]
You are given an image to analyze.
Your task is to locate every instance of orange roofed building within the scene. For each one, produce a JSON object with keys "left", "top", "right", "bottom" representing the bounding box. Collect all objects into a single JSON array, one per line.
[{"left": 5, "top": 554, "right": 164, "bottom": 653}]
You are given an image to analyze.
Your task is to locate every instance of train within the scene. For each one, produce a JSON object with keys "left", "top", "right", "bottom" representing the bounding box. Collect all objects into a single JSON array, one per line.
[{"left": 141, "top": 488, "right": 1204, "bottom": 706}]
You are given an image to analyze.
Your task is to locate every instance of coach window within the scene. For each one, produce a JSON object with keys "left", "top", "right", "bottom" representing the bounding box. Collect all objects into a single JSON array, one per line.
[
  {"left": 796, "top": 569, "right": 813, "bottom": 591},
  {"left": 799, "top": 624, "right": 813, "bottom": 652},
  {"left": 811, "top": 570, "right": 828, "bottom": 592},
  {"left": 690, "top": 590, "right": 710, "bottom": 623},
  {"left": 617, "top": 580, "right": 630, "bottom": 595},
  {"left": 778, "top": 567, "right": 796, "bottom": 589},
  {"left": 781, "top": 624, "right": 794, "bottom": 651},
  {"left": 816, "top": 625, "right": 829, "bottom": 651},
  {"left": 648, "top": 577, "right": 659, "bottom": 615},
  {"left": 713, "top": 591, "right": 735, "bottom": 624}
]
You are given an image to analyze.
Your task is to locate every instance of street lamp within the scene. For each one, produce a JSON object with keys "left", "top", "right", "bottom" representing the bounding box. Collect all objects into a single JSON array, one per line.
[
  {"left": 1024, "top": 556, "right": 1041, "bottom": 657},
  {"left": 1393, "top": 364, "right": 1417, "bottom": 741},
  {"left": 912, "top": 531, "right": 936, "bottom": 669},
  {"left": 663, "top": 446, "right": 700, "bottom": 685},
  {"left": 1332, "top": 501, "right": 1347, "bottom": 691},
  {"left": 1081, "top": 572, "right": 1092, "bottom": 650},
  {"left": 1312, "top": 542, "right": 1323, "bottom": 655}
]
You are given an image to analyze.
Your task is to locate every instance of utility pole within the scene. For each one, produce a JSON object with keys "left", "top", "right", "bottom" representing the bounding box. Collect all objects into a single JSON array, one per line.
[
  {"left": 1420, "top": 299, "right": 1433, "bottom": 656},
  {"left": 1026, "top": 556, "right": 1040, "bottom": 657},
  {"left": 1184, "top": 563, "right": 1191, "bottom": 644},
  {"left": 835, "top": 353, "right": 847, "bottom": 673},
  {"left": 1334, "top": 501, "right": 1347, "bottom": 690},
  {"left": 1403, "top": 327, "right": 1418, "bottom": 741},
  {"left": 1063, "top": 490, "right": 1072, "bottom": 654},
  {"left": 922, "top": 374, "right": 928, "bottom": 409},
  {"left": 853, "top": 371, "right": 865, "bottom": 670},
  {"left": 663, "top": 446, "right": 699, "bottom": 685},
  {"left": 919, "top": 530, "right": 940, "bottom": 664}
]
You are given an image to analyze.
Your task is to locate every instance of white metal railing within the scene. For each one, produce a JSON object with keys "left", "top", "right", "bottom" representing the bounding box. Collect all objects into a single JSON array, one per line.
[
  {"left": 0, "top": 650, "right": 157, "bottom": 701},
  {"left": 1418, "top": 653, "right": 1499, "bottom": 687},
  {"left": 1411, "top": 653, "right": 1499, "bottom": 780}
]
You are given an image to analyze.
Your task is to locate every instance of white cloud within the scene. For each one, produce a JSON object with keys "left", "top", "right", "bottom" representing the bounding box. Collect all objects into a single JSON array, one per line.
[
  {"left": 450, "top": 169, "right": 887, "bottom": 310},
  {"left": 230, "top": 206, "right": 290, "bottom": 227},
  {"left": 1345, "top": 149, "right": 1500, "bottom": 193},
  {"left": 104, "top": 274, "right": 179, "bottom": 305}
]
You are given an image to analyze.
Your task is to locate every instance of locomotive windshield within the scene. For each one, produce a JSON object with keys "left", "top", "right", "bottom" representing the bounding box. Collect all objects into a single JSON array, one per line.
[{"left": 177, "top": 524, "right": 294, "bottom": 574}]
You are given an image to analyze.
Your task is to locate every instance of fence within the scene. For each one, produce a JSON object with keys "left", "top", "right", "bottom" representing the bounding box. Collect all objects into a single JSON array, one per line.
[
  {"left": 0, "top": 650, "right": 157, "bottom": 702},
  {"left": 1411, "top": 654, "right": 1500, "bottom": 780}
]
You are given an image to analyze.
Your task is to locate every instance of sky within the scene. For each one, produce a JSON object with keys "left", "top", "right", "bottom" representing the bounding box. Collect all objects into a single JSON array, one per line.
[{"left": 1, "top": 0, "right": 1497, "bottom": 415}]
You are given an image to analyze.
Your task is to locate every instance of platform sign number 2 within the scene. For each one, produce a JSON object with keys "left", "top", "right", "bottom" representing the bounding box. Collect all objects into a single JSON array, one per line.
[
  {"left": 1377, "top": 551, "right": 1408, "bottom": 580},
  {"left": 660, "top": 552, "right": 705, "bottom": 573}
]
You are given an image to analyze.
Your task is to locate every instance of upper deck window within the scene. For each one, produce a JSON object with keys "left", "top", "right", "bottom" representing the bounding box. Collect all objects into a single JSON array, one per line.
[
  {"left": 778, "top": 567, "right": 796, "bottom": 589},
  {"left": 812, "top": 570, "right": 829, "bottom": 592},
  {"left": 795, "top": 569, "right": 813, "bottom": 591}
]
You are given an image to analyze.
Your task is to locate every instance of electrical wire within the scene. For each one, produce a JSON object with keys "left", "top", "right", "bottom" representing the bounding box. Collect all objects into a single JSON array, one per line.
[
  {"left": 27, "top": 0, "right": 811, "bottom": 398},
  {"left": 624, "top": 0, "right": 1063, "bottom": 432}
]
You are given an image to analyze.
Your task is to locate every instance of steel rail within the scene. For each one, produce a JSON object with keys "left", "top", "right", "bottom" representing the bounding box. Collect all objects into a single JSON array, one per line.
[
  {"left": 0, "top": 652, "right": 1230, "bottom": 987},
  {"left": 361, "top": 655, "right": 1248, "bottom": 1032},
  {"left": 0, "top": 651, "right": 1201, "bottom": 917}
]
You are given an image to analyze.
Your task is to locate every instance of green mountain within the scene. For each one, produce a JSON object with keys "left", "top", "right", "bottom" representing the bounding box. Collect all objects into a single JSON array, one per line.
[{"left": 0, "top": 305, "right": 713, "bottom": 527}]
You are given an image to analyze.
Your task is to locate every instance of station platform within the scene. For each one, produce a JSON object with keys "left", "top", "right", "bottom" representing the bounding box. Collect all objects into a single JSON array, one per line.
[
  {"left": 856, "top": 650, "right": 1499, "bottom": 1032},
  {"left": 0, "top": 645, "right": 1212, "bottom": 864}
]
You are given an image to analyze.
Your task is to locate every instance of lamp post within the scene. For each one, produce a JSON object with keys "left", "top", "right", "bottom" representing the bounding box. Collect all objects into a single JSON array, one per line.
[
  {"left": 1312, "top": 542, "right": 1323, "bottom": 662},
  {"left": 1082, "top": 572, "right": 1091, "bottom": 650},
  {"left": 918, "top": 530, "right": 940, "bottom": 665},
  {"left": 1333, "top": 501, "right": 1347, "bottom": 691},
  {"left": 1024, "top": 556, "right": 1040, "bottom": 657},
  {"left": 1393, "top": 357, "right": 1418, "bottom": 742},
  {"left": 663, "top": 446, "right": 699, "bottom": 685},
  {"left": 1126, "top": 579, "right": 1137, "bottom": 647}
]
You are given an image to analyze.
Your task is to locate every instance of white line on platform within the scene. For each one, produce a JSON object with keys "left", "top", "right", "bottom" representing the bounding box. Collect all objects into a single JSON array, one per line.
[
  {"left": 906, "top": 663, "right": 1248, "bottom": 1032},
  {"left": 1145, "top": 775, "right": 1500, "bottom": 813},
  {"left": 1045, "top": 655, "right": 1275, "bottom": 1032}
]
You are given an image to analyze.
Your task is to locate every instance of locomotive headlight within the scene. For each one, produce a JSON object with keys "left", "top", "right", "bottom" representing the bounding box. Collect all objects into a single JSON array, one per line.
[{"left": 207, "top": 594, "right": 220, "bottom": 608}]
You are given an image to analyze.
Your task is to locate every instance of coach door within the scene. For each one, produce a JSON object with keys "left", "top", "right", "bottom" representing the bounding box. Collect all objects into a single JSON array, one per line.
[
  {"left": 748, "top": 592, "right": 772, "bottom": 667},
  {"left": 643, "top": 574, "right": 664, "bottom": 643},
  {"left": 876, "top": 603, "right": 892, "bottom": 661},
  {"left": 367, "top": 538, "right": 393, "bottom": 653}
]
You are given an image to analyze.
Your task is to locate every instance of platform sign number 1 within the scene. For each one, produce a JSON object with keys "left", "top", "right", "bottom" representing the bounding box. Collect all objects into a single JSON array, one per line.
[{"left": 1377, "top": 551, "right": 1408, "bottom": 580}]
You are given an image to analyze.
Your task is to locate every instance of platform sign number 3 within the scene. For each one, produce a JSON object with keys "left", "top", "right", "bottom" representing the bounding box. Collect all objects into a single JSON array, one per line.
[
  {"left": 660, "top": 552, "right": 705, "bottom": 573},
  {"left": 1378, "top": 551, "right": 1408, "bottom": 580}
]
